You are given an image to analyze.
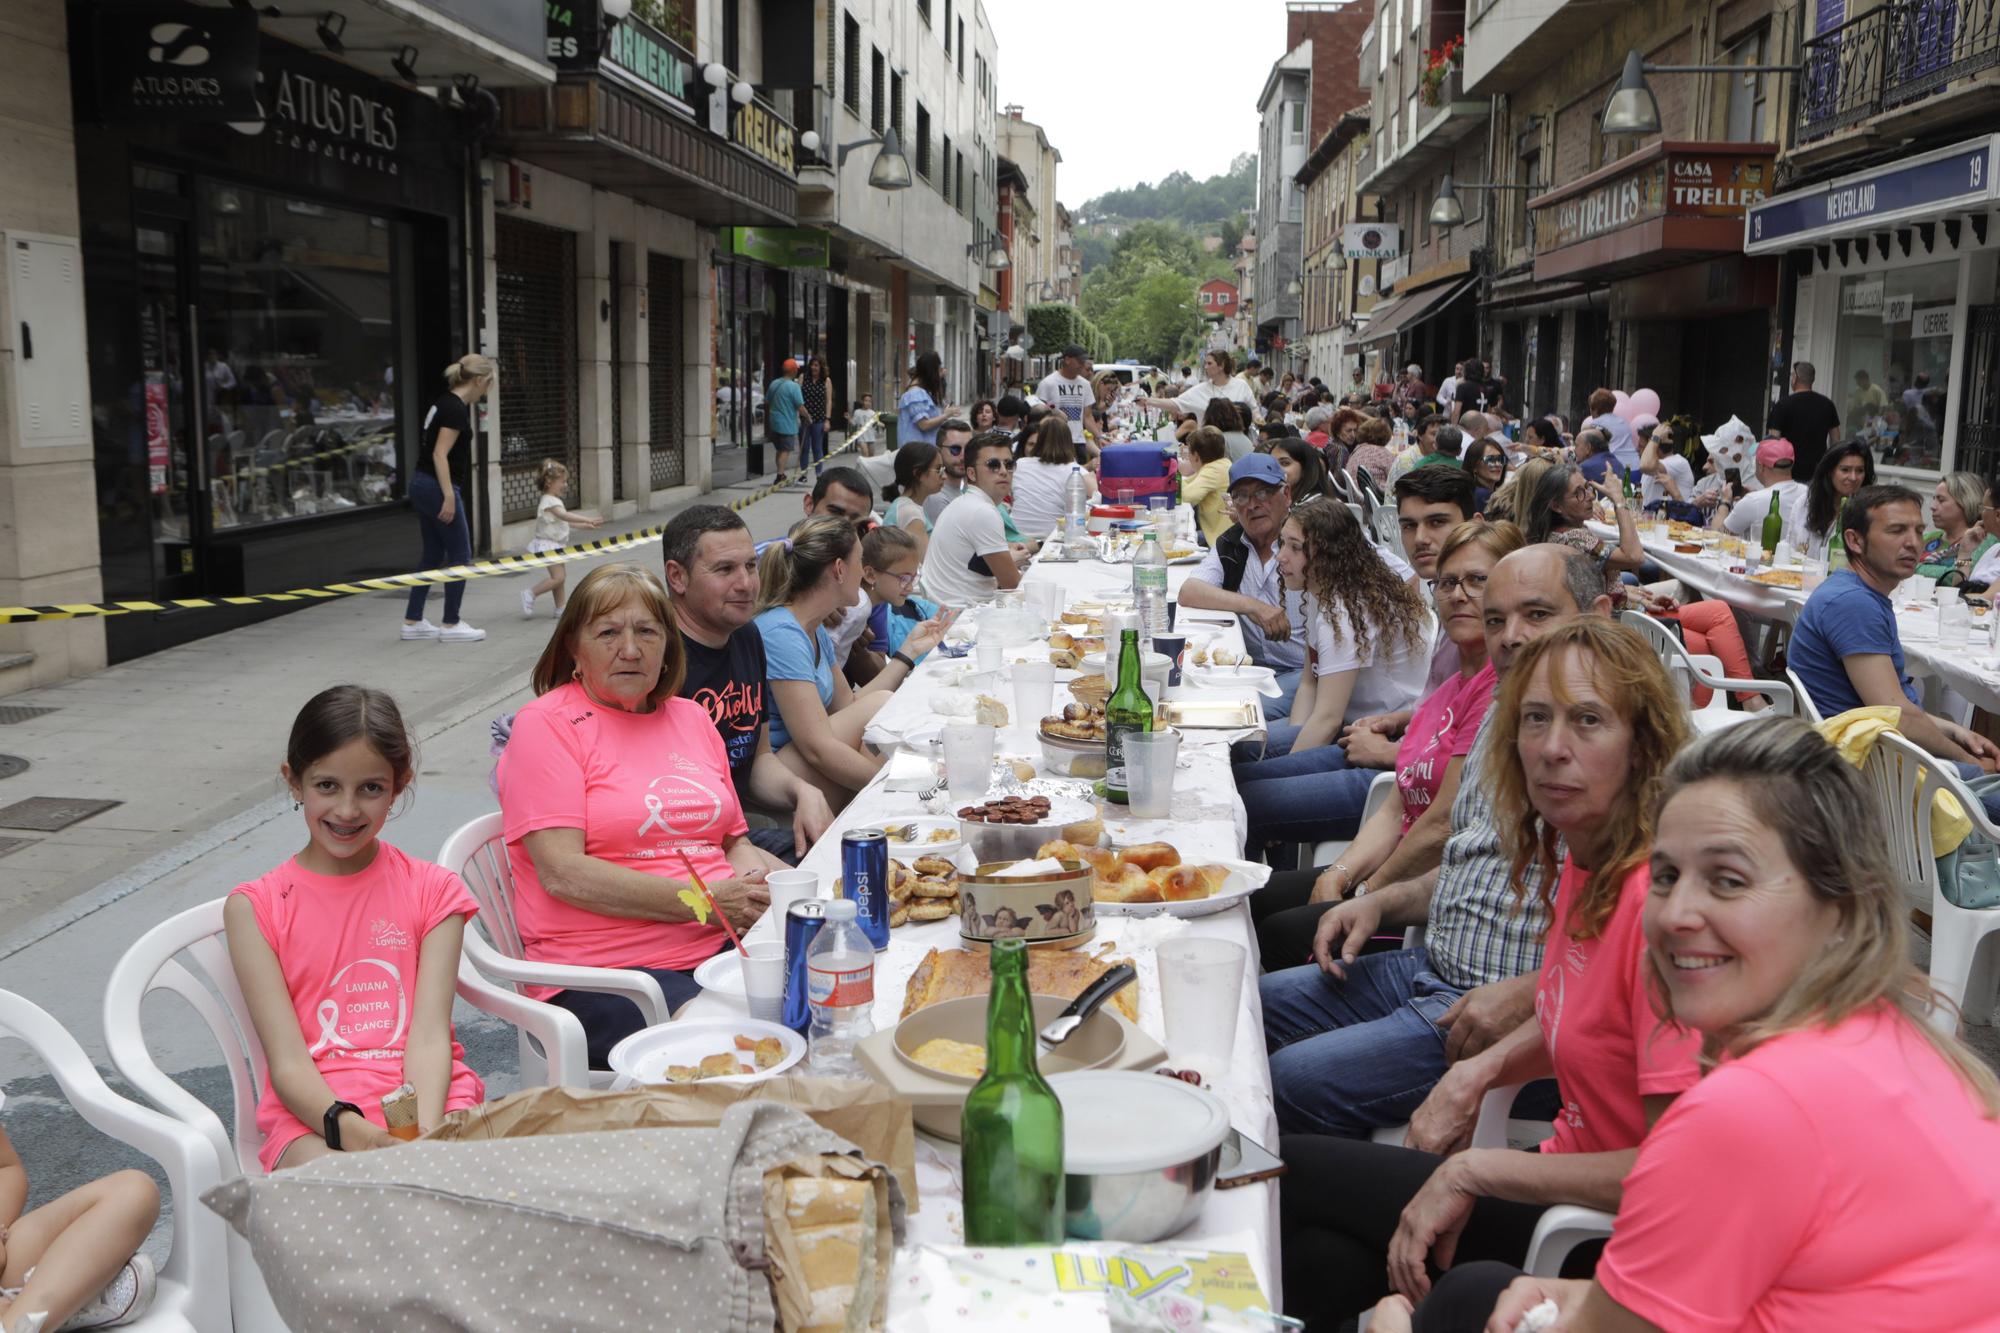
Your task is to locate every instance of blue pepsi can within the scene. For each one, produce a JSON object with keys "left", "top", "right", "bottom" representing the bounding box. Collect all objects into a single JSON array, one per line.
[
  {"left": 782, "top": 900, "right": 827, "bottom": 1032},
  {"left": 842, "top": 827, "right": 892, "bottom": 950}
]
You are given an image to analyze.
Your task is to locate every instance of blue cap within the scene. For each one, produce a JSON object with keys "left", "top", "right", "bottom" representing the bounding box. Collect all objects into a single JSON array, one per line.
[{"left": 1228, "top": 454, "right": 1286, "bottom": 490}]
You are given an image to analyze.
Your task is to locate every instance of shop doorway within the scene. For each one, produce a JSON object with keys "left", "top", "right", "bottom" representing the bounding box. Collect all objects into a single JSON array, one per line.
[
  {"left": 131, "top": 213, "right": 206, "bottom": 599},
  {"left": 495, "top": 216, "right": 579, "bottom": 522},
  {"left": 649, "top": 253, "right": 687, "bottom": 491}
]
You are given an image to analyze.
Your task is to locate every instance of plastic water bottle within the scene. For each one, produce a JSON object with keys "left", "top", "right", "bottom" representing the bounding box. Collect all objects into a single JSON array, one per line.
[
  {"left": 1065, "top": 464, "right": 1092, "bottom": 526},
  {"left": 1132, "top": 529, "right": 1169, "bottom": 634},
  {"left": 806, "top": 898, "right": 875, "bottom": 1078}
]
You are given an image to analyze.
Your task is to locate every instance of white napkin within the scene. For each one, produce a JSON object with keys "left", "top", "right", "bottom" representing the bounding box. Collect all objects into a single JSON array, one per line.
[
  {"left": 989, "top": 857, "right": 1064, "bottom": 878},
  {"left": 883, "top": 750, "right": 941, "bottom": 791}
]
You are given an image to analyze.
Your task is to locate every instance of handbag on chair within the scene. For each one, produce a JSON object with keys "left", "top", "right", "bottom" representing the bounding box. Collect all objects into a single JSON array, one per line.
[{"left": 1935, "top": 772, "right": 2000, "bottom": 910}]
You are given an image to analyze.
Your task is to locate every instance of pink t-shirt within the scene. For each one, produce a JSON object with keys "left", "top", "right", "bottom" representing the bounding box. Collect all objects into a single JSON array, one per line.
[
  {"left": 231, "top": 842, "right": 485, "bottom": 1171},
  {"left": 497, "top": 681, "right": 747, "bottom": 995},
  {"left": 1534, "top": 860, "right": 1702, "bottom": 1156},
  {"left": 1393, "top": 661, "right": 1496, "bottom": 832},
  {"left": 1598, "top": 1007, "right": 2000, "bottom": 1332}
]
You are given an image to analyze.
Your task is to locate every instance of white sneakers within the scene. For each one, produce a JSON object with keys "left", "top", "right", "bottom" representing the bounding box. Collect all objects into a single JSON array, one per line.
[
  {"left": 521, "top": 588, "right": 538, "bottom": 618},
  {"left": 401, "top": 619, "right": 485, "bottom": 642},
  {"left": 2, "top": 1254, "right": 158, "bottom": 1331}
]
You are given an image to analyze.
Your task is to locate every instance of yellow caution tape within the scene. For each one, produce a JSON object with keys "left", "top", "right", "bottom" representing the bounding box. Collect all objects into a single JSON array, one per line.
[{"left": 2, "top": 437, "right": 870, "bottom": 624}]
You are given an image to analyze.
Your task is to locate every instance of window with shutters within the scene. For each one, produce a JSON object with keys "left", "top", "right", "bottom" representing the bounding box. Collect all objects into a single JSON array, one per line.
[
  {"left": 917, "top": 0, "right": 930, "bottom": 26},
  {"left": 958, "top": 21, "right": 966, "bottom": 76},
  {"left": 891, "top": 71, "right": 904, "bottom": 137},
  {"left": 871, "top": 47, "right": 884, "bottom": 131},
  {"left": 957, "top": 151, "right": 966, "bottom": 212},
  {"left": 843, "top": 13, "right": 861, "bottom": 112},
  {"left": 944, "top": 0, "right": 952, "bottom": 47},
  {"left": 942, "top": 133, "right": 952, "bottom": 196},
  {"left": 916, "top": 104, "right": 932, "bottom": 178}
]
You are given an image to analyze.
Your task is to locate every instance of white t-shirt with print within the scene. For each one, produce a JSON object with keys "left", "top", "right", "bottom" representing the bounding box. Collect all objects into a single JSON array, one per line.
[
  {"left": 1641, "top": 454, "right": 1697, "bottom": 509},
  {"left": 1036, "top": 371, "right": 1094, "bottom": 443},
  {"left": 1172, "top": 377, "right": 1259, "bottom": 423},
  {"left": 1722, "top": 479, "right": 1807, "bottom": 547},
  {"left": 533, "top": 493, "right": 569, "bottom": 545},
  {"left": 1304, "top": 596, "right": 1434, "bottom": 724},
  {"left": 921, "top": 489, "right": 1011, "bottom": 606}
]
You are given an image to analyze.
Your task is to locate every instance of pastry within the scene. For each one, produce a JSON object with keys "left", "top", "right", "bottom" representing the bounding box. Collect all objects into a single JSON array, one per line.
[
  {"left": 908, "top": 1037, "right": 987, "bottom": 1079},
  {"left": 1048, "top": 648, "right": 1081, "bottom": 669},
  {"left": 912, "top": 854, "right": 956, "bottom": 878},
  {"left": 1118, "top": 841, "right": 1181, "bottom": 872},
  {"left": 909, "top": 875, "right": 959, "bottom": 899},
  {"left": 1048, "top": 631, "right": 1075, "bottom": 650},
  {"left": 1094, "top": 863, "right": 1162, "bottom": 903},
  {"left": 1150, "top": 863, "right": 1231, "bottom": 901},
  {"left": 1008, "top": 759, "right": 1037, "bottom": 781},
  {"left": 973, "top": 694, "right": 1010, "bottom": 727},
  {"left": 889, "top": 904, "right": 911, "bottom": 928},
  {"left": 902, "top": 947, "right": 1140, "bottom": 1022},
  {"left": 908, "top": 899, "right": 956, "bottom": 922},
  {"left": 697, "top": 1051, "right": 741, "bottom": 1079}
]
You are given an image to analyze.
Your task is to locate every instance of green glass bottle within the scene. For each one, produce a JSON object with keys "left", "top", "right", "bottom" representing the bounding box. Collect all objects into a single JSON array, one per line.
[
  {"left": 1827, "top": 495, "right": 1850, "bottom": 571},
  {"left": 1761, "top": 491, "right": 1784, "bottom": 561},
  {"left": 1102, "top": 622, "right": 1154, "bottom": 805},
  {"left": 960, "top": 937, "right": 1065, "bottom": 1245}
]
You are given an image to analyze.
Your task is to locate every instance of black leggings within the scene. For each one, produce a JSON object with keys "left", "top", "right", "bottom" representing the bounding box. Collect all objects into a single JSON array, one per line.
[
  {"left": 1278, "top": 1135, "right": 1601, "bottom": 1332},
  {"left": 1250, "top": 868, "right": 1396, "bottom": 972}
]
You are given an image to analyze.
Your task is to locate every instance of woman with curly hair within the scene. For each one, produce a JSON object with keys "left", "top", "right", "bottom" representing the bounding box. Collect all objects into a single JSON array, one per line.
[
  {"left": 1263, "top": 500, "right": 1433, "bottom": 760},
  {"left": 1276, "top": 618, "right": 1699, "bottom": 1330}
]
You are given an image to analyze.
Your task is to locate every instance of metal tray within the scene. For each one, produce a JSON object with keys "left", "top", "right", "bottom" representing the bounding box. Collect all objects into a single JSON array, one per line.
[{"left": 1157, "top": 699, "right": 1262, "bottom": 729}]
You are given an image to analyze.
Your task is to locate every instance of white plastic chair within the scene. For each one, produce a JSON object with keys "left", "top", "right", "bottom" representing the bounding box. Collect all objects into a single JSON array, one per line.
[
  {"left": 1619, "top": 610, "right": 1795, "bottom": 729},
  {"left": 1786, "top": 666, "right": 1825, "bottom": 725},
  {"left": 438, "top": 812, "right": 670, "bottom": 1086},
  {"left": 102, "top": 898, "right": 580, "bottom": 1330},
  {"left": 1873, "top": 731, "right": 2000, "bottom": 1030},
  {"left": 0, "top": 990, "right": 230, "bottom": 1333},
  {"left": 1304, "top": 769, "right": 1400, "bottom": 876}
]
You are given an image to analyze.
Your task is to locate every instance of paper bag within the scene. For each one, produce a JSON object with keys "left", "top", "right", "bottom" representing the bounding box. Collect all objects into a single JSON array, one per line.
[
  {"left": 763, "top": 1155, "right": 896, "bottom": 1333},
  {"left": 428, "top": 1077, "right": 919, "bottom": 1208}
]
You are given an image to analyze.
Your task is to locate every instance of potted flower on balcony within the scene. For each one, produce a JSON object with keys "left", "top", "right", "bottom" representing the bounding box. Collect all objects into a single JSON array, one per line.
[{"left": 1421, "top": 35, "right": 1464, "bottom": 108}]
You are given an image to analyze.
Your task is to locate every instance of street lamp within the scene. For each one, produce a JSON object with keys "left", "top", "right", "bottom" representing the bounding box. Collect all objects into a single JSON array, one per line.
[
  {"left": 1429, "top": 173, "right": 1535, "bottom": 228},
  {"left": 1599, "top": 48, "right": 1802, "bottom": 137},
  {"left": 837, "top": 127, "right": 913, "bottom": 191},
  {"left": 967, "top": 233, "right": 1010, "bottom": 270}
]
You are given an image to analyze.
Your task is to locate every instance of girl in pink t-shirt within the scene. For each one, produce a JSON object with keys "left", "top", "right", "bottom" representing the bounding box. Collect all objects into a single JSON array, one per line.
[{"left": 227, "top": 686, "right": 484, "bottom": 1172}]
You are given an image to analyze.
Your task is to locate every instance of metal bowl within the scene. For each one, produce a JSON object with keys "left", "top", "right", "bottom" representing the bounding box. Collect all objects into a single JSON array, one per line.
[{"left": 1047, "top": 1070, "right": 1232, "bottom": 1242}]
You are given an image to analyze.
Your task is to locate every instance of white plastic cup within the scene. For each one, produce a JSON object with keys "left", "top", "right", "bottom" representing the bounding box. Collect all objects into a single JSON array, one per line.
[
  {"left": 1012, "top": 662, "right": 1057, "bottom": 734},
  {"left": 765, "top": 869, "right": 818, "bottom": 918},
  {"left": 1123, "top": 730, "right": 1181, "bottom": 819},
  {"left": 739, "top": 941, "right": 787, "bottom": 1022},
  {"left": 1033, "top": 582, "right": 1064, "bottom": 620},
  {"left": 943, "top": 722, "right": 996, "bottom": 802},
  {"left": 1156, "top": 937, "right": 1246, "bottom": 1079},
  {"left": 976, "top": 637, "right": 1006, "bottom": 675}
]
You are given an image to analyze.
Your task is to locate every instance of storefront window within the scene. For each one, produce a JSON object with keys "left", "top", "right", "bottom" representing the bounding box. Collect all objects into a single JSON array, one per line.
[
  {"left": 197, "top": 181, "right": 400, "bottom": 529},
  {"left": 1833, "top": 259, "right": 1957, "bottom": 472}
]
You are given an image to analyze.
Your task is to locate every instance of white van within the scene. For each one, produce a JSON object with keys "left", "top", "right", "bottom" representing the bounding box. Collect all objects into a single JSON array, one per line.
[{"left": 1095, "top": 362, "right": 1158, "bottom": 386}]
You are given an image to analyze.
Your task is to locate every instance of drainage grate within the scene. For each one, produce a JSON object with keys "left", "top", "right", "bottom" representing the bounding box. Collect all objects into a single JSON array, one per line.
[
  {"left": 0, "top": 755, "right": 27, "bottom": 780},
  {"left": 0, "top": 706, "right": 57, "bottom": 725},
  {"left": 0, "top": 797, "right": 122, "bottom": 831},
  {"left": 0, "top": 836, "right": 31, "bottom": 858}
]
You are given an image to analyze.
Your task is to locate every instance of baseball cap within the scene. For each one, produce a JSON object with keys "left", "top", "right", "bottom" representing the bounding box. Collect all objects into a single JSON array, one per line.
[
  {"left": 782, "top": 357, "right": 800, "bottom": 373},
  {"left": 1228, "top": 454, "right": 1287, "bottom": 490},
  {"left": 1062, "top": 343, "right": 1088, "bottom": 361},
  {"left": 1756, "top": 438, "right": 1797, "bottom": 468}
]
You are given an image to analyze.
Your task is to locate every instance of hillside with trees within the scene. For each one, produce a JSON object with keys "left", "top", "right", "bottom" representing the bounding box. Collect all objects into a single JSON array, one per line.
[{"left": 1076, "top": 221, "right": 1240, "bottom": 368}]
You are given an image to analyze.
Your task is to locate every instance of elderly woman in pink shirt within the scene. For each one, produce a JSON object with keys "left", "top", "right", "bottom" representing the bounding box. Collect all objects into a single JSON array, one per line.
[{"left": 1371, "top": 718, "right": 2000, "bottom": 1333}]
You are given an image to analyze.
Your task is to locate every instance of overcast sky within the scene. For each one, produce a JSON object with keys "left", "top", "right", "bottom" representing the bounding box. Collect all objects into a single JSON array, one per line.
[{"left": 984, "top": 0, "right": 1280, "bottom": 207}]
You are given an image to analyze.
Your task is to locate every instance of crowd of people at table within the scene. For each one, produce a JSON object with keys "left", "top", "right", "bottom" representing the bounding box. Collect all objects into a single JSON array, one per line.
[{"left": 15, "top": 343, "right": 2000, "bottom": 1333}]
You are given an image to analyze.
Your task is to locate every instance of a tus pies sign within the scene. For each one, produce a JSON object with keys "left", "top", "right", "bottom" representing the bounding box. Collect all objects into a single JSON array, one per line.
[{"left": 96, "top": 4, "right": 261, "bottom": 122}]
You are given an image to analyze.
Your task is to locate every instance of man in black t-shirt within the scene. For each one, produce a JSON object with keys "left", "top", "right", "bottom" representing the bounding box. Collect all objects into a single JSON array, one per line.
[
  {"left": 1451, "top": 356, "right": 1505, "bottom": 419},
  {"left": 1766, "top": 360, "right": 1842, "bottom": 480},
  {"left": 662, "top": 505, "right": 834, "bottom": 865}
]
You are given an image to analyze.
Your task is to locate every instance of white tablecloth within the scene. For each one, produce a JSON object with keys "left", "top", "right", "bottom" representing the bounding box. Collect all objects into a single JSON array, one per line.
[{"left": 680, "top": 546, "right": 1287, "bottom": 1312}]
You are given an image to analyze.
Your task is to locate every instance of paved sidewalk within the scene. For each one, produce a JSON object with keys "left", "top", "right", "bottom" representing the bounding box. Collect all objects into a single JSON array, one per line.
[{"left": 0, "top": 450, "right": 848, "bottom": 949}]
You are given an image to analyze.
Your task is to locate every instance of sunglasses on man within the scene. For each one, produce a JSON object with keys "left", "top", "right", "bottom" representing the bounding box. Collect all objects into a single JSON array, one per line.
[{"left": 980, "top": 457, "right": 1017, "bottom": 473}]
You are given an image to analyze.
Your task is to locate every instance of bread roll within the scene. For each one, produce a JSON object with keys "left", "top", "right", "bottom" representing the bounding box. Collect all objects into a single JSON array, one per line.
[{"left": 1119, "top": 842, "right": 1181, "bottom": 872}]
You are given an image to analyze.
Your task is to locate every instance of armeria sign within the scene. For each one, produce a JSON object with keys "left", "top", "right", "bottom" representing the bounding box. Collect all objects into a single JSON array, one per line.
[{"left": 94, "top": 4, "right": 260, "bottom": 122}]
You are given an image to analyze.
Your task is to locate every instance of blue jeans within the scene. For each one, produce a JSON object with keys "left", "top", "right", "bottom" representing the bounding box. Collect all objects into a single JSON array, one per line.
[
  {"left": 1954, "top": 762, "right": 2000, "bottom": 821},
  {"left": 801, "top": 420, "right": 828, "bottom": 469},
  {"left": 1261, "top": 946, "right": 1462, "bottom": 1137},
  {"left": 747, "top": 823, "right": 801, "bottom": 864},
  {"left": 549, "top": 964, "right": 709, "bottom": 1069},
  {"left": 1267, "top": 667, "right": 1304, "bottom": 719},
  {"left": 1236, "top": 747, "right": 1384, "bottom": 853},
  {"left": 405, "top": 471, "right": 472, "bottom": 625}
]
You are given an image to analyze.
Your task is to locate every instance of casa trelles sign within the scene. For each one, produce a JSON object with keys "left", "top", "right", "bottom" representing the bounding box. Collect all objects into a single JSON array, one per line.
[{"left": 1531, "top": 142, "right": 1774, "bottom": 282}]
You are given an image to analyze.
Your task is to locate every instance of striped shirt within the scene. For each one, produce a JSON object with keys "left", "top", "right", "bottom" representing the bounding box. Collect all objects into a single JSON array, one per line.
[{"left": 1422, "top": 710, "right": 1552, "bottom": 991}]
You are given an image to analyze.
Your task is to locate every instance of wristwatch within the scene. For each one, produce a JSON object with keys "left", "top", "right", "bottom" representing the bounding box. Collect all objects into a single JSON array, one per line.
[
  {"left": 1350, "top": 882, "right": 1370, "bottom": 899},
  {"left": 323, "top": 1100, "right": 364, "bottom": 1151}
]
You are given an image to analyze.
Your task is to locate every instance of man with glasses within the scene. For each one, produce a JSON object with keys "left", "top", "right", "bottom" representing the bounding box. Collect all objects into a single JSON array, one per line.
[
  {"left": 1180, "top": 454, "right": 1308, "bottom": 715},
  {"left": 1717, "top": 439, "right": 1806, "bottom": 546},
  {"left": 921, "top": 430, "right": 1023, "bottom": 606},
  {"left": 922, "top": 418, "right": 975, "bottom": 526}
]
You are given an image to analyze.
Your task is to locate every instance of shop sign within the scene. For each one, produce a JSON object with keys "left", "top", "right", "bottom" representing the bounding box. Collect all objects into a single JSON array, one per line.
[
  {"left": 1534, "top": 145, "right": 1774, "bottom": 258},
  {"left": 1914, "top": 305, "right": 1954, "bottom": 339},
  {"left": 1342, "top": 223, "right": 1401, "bottom": 259},
  {"left": 1746, "top": 136, "right": 1999, "bottom": 251},
  {"left": 604, "top": 17, "right": 697, "bottom": 114},
  {"left": 1884, "top": 294, "right": 1914, "bottom": 323},
  {"left": 1842, "top": 279, "right": 1884, "bottom": 315},
  {"left": 545, "top": 2, "right": 599, "bottom": 65},
  {"left": 228, "top": 45, "right": 403, "bottom": 176},
  {"left": 1666, "top": 152, "right": 1770, "bottom": 214},
  {"left": 729, "top": 227, "right": 828, "bottom": 267},
  {"left": 1537, "top": 171, "right": 1661, "bottom": 253},
  {"left": 93, "top": 4, "right": 260, "bottom": 123},
  {"left": 732, "top": 100, "right": 796, "bottom": 175}
]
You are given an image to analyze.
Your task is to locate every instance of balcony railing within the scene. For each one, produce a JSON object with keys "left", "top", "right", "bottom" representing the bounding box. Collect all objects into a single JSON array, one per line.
[{"left": 1795, "top": 0, "right": 2000, "bottom": 146}]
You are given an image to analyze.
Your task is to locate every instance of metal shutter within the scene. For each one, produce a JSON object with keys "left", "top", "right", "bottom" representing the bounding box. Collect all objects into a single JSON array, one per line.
[
  {"left": 495, "top": 216, "right": 578, "bottom": 521},
  {"left": 649, "top": 252, "right": 685, "bottom": 490}
]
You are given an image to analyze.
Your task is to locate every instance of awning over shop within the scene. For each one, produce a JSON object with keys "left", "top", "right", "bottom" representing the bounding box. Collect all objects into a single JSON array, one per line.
[
  {"left": 1530, "top": 142, "right": 1775, "bottom": 283},
  {"left": 1744, "top": 134, "right": 2000, "bottom": 255},
  {"left": 1355, "top": 275, "right": 1476, "bottom": 349}
]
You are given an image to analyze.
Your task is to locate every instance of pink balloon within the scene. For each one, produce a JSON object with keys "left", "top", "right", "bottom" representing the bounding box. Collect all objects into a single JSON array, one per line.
[
  {"left": 1612, "top": 390, "right": 1631, "bottom": 409},
  {"left": 1630, "top": 388, "right": 1661, "bottom": 418}
]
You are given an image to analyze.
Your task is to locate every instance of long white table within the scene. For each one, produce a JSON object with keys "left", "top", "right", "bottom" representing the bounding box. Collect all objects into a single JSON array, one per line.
[
  {"left": 681, "top": 552, "right": 1289, "bottom": 1313},
  {"left": 1596, "top": 520, "right": 2000, "bottom": 716}
]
